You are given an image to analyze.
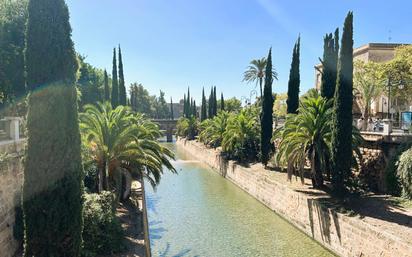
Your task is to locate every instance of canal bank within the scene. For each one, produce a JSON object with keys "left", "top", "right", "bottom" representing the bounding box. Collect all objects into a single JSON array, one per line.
[{"left": 176, "top": 139, "right": 412, "bottom": 257}]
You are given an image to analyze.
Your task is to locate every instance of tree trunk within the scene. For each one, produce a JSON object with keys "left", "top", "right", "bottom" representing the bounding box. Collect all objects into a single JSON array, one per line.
[
  {"left": 311, "top": 151, "right": 324, "bottom": 188},
  {"left": 259, "top": 77, "right": 263, "bottom": 99}
]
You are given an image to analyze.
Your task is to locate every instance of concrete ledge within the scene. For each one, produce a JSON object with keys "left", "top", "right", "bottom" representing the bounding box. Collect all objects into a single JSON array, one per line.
[{"left": 176, "top": 138, "right": 412, "bottom": 257}]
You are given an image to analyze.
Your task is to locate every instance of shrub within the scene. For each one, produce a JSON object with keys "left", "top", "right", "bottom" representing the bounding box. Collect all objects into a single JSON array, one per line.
[
  {"left": 385, "top": 141, "right": 412, "bottom": 196},
  {"left": 82, "top": 192, "right": 124, "bottom": 257},
  {"left": 397, "top": 148, "right": 412, "bottom": 199},
  {"left": 176, "top": 116, "right": 198, "bottom": 140}
]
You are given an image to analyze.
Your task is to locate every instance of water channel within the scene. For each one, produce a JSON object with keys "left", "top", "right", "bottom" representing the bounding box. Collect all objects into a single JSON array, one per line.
[{"left": 146, "top": 143, "right": 335, "bottom": 257}]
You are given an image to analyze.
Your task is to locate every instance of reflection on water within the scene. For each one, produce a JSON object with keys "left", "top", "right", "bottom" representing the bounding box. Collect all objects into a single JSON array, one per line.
[{"left": 146, "top": 143, "right": 334, "bottom": 257}]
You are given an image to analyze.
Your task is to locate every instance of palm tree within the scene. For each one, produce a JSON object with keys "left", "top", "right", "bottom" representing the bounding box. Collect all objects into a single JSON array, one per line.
[
  {"left": 80, "top": 102, "right": 175, "bottom": 199},
  {"left": 222, "top": 108, "right": 260, "bottom": 162},
  {"left": 199, "top": 111, "right": 230, "bottom": 147},
  {"left": 274, "top": 96, "right": 363, "bottom": 188},
  {"left": 242, "top": 57, "right": 278, "bottom": 98}
]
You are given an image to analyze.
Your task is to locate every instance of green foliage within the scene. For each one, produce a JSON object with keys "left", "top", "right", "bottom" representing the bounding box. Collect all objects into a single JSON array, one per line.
[
  {"left": 222, "top": 97, "right": 242, "bottom": 113},
  {"left": 80, "top": 102, "right": 176, "bottom": 193},
  {"left": 275, "top": 96, "right": 333, "bottom": 187},
  {"left": 222, "top": 107, "right": 260, "bottom": 162},
  {"left": 77, "top": 56, "right": 104, "bottom": 108},
  {"left": 154, "top": 90, "right": 170, "bottom": 119},
  {"left": 220, "top": 93, "right": 225, "bottom": 111},
  {"left": 82, "top": 192, "right": 124, "bottom": 257},
  {"left": 0, "top": 0, "right": 27, "bottom": 105},
  {"left": 23, "top": 0, "right": 83, "bottom": 255},
  {"left": 104, "top": 69, "right": 110, "bottom": 101},
  {"left": 261, "top": 48, "right": 274, "bottom": 165},
  {"left": 118, "top": 46, "right": 127, "bottom": 106},
  {"left": 176, "top": 116, "right": 199, "bottom": 140},
  {"left": 273, "top": 93, "right": 287, "bottom": 118},
  {"left": 286, "top": 36, "right": 300, "bottom": 114},
  {"left": 23, "top": 86, "right": 83, "bottom": 257},
  {"left": 320, "top": 28, "right": 339, "bottom": 100},
  {"left": 242, "top": 57, "right": 278, "bottom": 98},
  {"left": 354, "top": 60, "right": 385, "bottom": 122},
  {"left": 331, "top": 12, "right": 354, "bottom": 197},
  {"left": 201, "top": 87, "right": 207, "bottom": 121},
  {"left": 111, "top": 48, "right": 119, "bottom": 108},
  {"left": 385, "top": 142, "right": 412, "bottom": 196},
  {"left": 397, "top": 148, "right": 412, "bottom": 199},
  {"left": 199, "top": 111, "right": 230, "bottom": 147}
]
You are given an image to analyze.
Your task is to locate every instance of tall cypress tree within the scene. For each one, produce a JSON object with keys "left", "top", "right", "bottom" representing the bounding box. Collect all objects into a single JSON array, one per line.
[
  {"left": 23, "top": 0, "right": 83, "bottom": 256},
  {"left": 118, "top": 45, "right": 126, "bottom": 105},
  {"left": 170, "top": 97, "right": 174, "bottom": 120},
  {"left": 208, "top": 87, "right": 213, "bottom": 118},
  {"left": 201, "top": 87, "right": 207, "bottom": 121},
  {"left": 261, "top": 48, "right": 274, "bottom": 166},
  {"left": 111, "top": 48, "right": 119, "bottom": 108},
  {"left": 320, "top": 29, "right": 339, "bottom": 100},
  {"left": 192, "top": 100, "right": 197, "bottom": 117},
  {"left": 331, "top": 12, "right": 354, "bottom": 197},
  {"left": 286, "top": 36, "right": 300, "bottom": 114},
  {"left": 183, "top": 94, "right": 187, "bottom": 117},
  {"left": 103, "top": 69, "right": 110, "bottom": 101},
  {"left": 213, "top": 86, "right": 218, "bottom": 116},
  {"left": 220, "top": 92, "right": 225, "bottom": 111}
]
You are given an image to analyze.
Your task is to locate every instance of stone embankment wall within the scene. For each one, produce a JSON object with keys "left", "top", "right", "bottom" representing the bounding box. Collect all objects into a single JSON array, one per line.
[
  {"left": 177, "top": 139, "right": 412, "bottom": 257},
  {"left": 0, "top": 140, "right": 25, "bottom": 257}
]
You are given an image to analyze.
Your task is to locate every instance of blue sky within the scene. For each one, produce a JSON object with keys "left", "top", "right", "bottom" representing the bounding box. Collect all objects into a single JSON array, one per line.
[{"left": 67, "top": 0, "right": 412, "bottom": 103}]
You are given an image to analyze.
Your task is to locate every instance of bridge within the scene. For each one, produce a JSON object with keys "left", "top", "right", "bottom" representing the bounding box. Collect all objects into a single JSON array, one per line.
[{"left": 151, "top": 119, "right": 177, "bottom": 142}]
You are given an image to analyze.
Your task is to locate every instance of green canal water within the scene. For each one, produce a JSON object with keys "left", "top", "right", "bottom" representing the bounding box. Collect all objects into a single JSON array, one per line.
[{"left": 146, "top": 143, "right": 335, "bottom": 257}]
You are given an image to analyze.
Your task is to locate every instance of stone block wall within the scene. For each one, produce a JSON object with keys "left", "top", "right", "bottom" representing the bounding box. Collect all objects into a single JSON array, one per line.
[
  {"left": 177, "top": 139, "right": 412, "bottom": 257},
  {"left": 0, "top": 140, "right": 25, "bottom": 257}
]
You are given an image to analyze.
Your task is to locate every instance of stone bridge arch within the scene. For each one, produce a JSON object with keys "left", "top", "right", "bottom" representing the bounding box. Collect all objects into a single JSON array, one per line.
[{"left": 151, "top": 119, "right": 177, "bottom": 142}]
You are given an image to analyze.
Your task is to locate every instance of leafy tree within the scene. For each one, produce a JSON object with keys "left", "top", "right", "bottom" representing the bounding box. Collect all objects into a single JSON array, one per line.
[
  {"left": 396, "top": 148, "right": 412, "bottom": 199},
  {"left": 201, "top": 87, "right": 207, "bottom": 121},
  {"left": 286, "top": 36, "right": 300, "bottom": 114},
  {"left": 222, "top": 107, "right": 260, "bottom": 162},
  {"left": 354, "top": 60, "right": 385, "bottom": 126},
  {"left": 23, "top": 0, "right": 83, "bottom": 256},
  {"left": 129, "top": 83, "right": 155, "bottom": 116},
  {"left": 273, "top": 93, "right": 287, "bottom": 118},
  {"left": 320, "top": 29, "right": 339, "bottom": 100},
  {"left": 156, "top": 90, "right": 170, "bottom": 119},
  {"left": 118, "top": 46, "right": 126, "bottom": 106},
  {"left": 176, "top": 116, "right": 199, "bottom": 140},
  {"left": 80, "top": 102, "right": 176, "bottom": 196},
  {"left": 220, "top": 97, "right": 242, "bottom": 113},
  {"left": 331, "top": 12, "right": 354, "bottom": 197},
  {"left": 77, "top": 56, "right": 103, "bottom": 108},
  {"left": 261, "top": 48, "right": 274, "bottom": 166},
  {"left": 243, "top": 57, "right": 278, "bottom": 98},
  {"left": 275, "top": 96, "right": 363, "bottom": 188},
  {"left": 103, "top": 69, "right": 110, "bottom": 101},
  {"left": 111, "top": 48, "right": 119, "bottom": 108},
  {"left": 0, "top": 0, "right": 27, "bottom": 105},
  {"left": 199, "top": 111, "right": 230, "bottom": 147}
]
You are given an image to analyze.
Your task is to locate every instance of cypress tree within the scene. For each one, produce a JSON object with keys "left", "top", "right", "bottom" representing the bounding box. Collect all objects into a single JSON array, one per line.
[
  {"left": 111, "top": 48, "right": 119, "bottom": 108},
  {"left": 261, "top": 48, "right": 274, "bottom": 166},
  {"left": 201, "top": 87, "right": 207, "bottom": 121},
  {"left": 208, "top": 87, "right": 213, "bottom": 118},
  {"left": 170, "top": 97, "right": 174, "bottom": 120},
  {"left": 320, "top": 28, "right": 339, "bottom": 100},
  {"left": 190, "top": 98, "right": 194, "bottom": 117},
  {"left": 118, "top": 45, "right": 126, "bottom": 105},
  {"left": 23, "top": 0, "right": 83, "bottom": 256},
  {"left": 286, "top": 36, "right": 300, "bottom": 114},
  {"left": 192, "top": 100, "right": 197, "bottom": 117},
  {"left": 220, "top": 92, "right": 225, "bottom": 111},
  {"left": 183, "top": 94, "right": 187, "bottom": 117},
  {"left": 103, "top": 69, "right": 110, "bottom": 101},
  {"left": 331, "top": 12, "right": 354, "bottom": 197},
  {"left": 213, "top": 86, "right": 218, "bottom": 116}
]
